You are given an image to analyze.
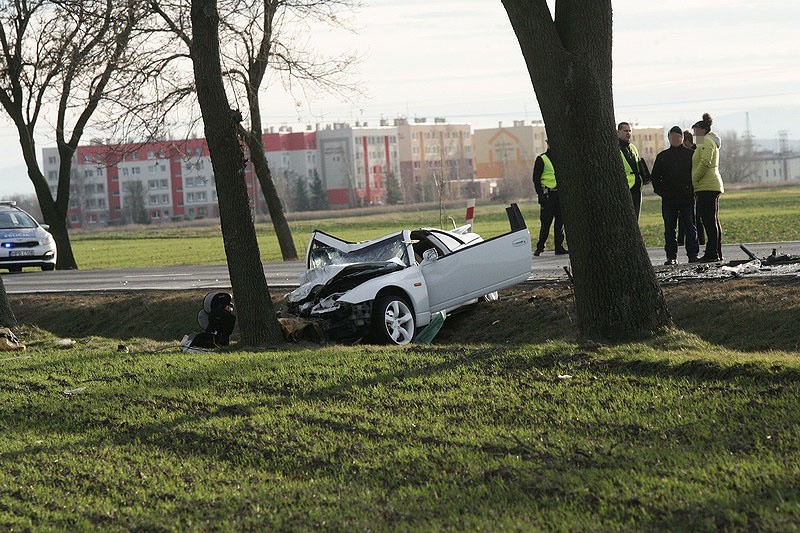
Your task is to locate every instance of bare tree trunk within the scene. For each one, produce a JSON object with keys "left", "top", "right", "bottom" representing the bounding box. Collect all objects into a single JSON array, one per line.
[
  {"left": 241, "top": 109, "right": 298, "bottom": 260},
  {"left": 0, "top": 278, "right": 17, "bottom": 327},
  {"left": 191, "top": 0, "right": 283, "bottom": 346},
  {"left": 502, "top": 0, "right": 671, "bottom": 341}
]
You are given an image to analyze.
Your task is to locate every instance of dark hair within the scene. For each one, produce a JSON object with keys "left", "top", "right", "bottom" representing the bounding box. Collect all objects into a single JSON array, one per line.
[
  {"left": 617, "top": 122, "right": 630, "bottom": 130},
  {"left": 683, "top": 130, "right": 693, "bottom": 142},
  {"left": 692, "top": 112, "right": 713, "bottom": 133}
]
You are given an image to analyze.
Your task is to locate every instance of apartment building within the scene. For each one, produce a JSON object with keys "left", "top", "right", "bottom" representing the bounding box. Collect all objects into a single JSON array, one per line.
[
  {"left": 395, "top": 117, "right": 474, "bottom": 203},
  {"left": 316, "top": 122, "right": 400, "bottom": 209},
  {"left": 42, "top": 138, "right": 257, "bottom": 226},
  {"left": 752, "top": 151, "right": 800, "bottom": 183},
  {"left": 262, "top": 126, "right": 319, "bottom": 210},
  {"left": 627, "top": 125, "right": 665, "bottom": 167},
  {"left": 472, "top": 120, "right": 547, "bottom": 183}
]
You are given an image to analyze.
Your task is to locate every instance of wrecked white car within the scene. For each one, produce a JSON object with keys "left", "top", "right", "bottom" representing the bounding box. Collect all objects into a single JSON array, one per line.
[{"left": 285, "top": 203, "right": 532, "bottom": 345}]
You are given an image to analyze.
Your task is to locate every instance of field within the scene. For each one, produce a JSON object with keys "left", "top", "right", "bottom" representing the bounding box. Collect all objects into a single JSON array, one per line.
[
  {"left": 68, "top": 187, "right": 800, "bottom": 269},
  {"left": 1, "top": 187, "right": 798, "bottom": 528},
  {"left": 2, "top": 278, "right": 799, "bottom": 529}
]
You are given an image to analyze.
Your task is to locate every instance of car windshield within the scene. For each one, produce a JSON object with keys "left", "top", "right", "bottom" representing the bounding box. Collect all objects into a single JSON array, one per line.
[
  {"left": 310, "top": 234, "right": 409, "bottom": 269},
  {"left": 0, "top": 210, "right": 38, "bottom": 229}
]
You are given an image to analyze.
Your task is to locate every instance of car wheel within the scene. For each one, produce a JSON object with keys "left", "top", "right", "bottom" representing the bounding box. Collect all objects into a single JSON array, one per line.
[
  {"left": 371, "top": 294, "right": 415, "bottom": 345},
  {"left": 41, "top": 264, "right": 55, "bottom": 271},
  {"left": 7, "top": 266, "right": 22, "bottom": 273}
]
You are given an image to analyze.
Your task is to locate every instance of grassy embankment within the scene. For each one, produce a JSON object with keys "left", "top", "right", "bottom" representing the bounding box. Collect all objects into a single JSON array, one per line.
[
  {"left": 2, "top": 278, "right": 799, "bottom": 529},
  {"left": 68, "top": 187, "right": 800, "bottom": 269}
]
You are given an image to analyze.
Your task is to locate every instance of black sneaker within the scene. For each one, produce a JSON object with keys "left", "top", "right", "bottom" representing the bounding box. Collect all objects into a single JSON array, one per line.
[
  {"left": 664, "top": 258, "right": 677, "bottom": 265},
  {"left": 555, "top": 248, "right": 569, "bottom": 255},
  {"left": 688, "top": 256, "right": 700, "bottom": 263},
  {"left": 533, "top": 248, "right": 543, "bottom": 256}
]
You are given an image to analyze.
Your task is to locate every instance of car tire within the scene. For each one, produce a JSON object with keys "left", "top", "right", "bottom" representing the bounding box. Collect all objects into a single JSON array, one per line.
[
  {"left": 371, "top": 294, "right": 415, "bottom": 345},
  {"left": 41, "top": 264, "right": 55, "bottom": 271},
  {"left": 8, "top": 266, "right": 22, "bottom": 273}
]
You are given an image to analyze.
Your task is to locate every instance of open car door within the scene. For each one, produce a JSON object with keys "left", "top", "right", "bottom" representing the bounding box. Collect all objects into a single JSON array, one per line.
[{"left": 421, "top": 204, "right": 531, "bottom": 313}]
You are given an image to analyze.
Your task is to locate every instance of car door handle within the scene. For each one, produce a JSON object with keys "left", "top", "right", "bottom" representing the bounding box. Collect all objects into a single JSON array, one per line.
[{"left": 512, "top": 239, "right": 528, "bottom": 247}]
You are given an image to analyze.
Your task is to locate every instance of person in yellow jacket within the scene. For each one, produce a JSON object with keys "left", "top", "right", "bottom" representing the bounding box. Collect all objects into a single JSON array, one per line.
[
  {"left": 531, "top": 143, "right": 568, "bottom": 256},
  {"left": 618, "top": 122, "right": 645, "bottom": 219},
  {"left": 691, "top": 113, "right": 724, "bottom": 262}
]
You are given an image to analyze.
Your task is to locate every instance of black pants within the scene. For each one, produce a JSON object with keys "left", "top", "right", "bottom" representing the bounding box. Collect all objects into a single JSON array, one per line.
[
  {"left": 662, "top": 199, "right": 699, "bottom": 259},
  {"left": 695, "top": 191, "right": 722, "bottom": 260},
  {"left": 536, "top": 190, "right": 565, "bottom": 251},
  {"left": 631, "top": 183, "right": 642, "bottom": 220},
  {"left": 678, "top": 205, "right": 705, "bottom": 245}
]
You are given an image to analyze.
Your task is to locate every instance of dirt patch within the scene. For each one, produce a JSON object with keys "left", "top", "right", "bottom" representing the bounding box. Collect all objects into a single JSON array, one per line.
[{"left": 8, "top": 278, "right": 800, "bottom": 351}]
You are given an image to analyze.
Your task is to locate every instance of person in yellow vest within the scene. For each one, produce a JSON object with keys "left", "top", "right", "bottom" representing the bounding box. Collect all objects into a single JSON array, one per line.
[
  {"left": 692, "top": 112, "right": 724, "bottom": 262},
  {"left": 618, "top": 122, "right": 644, "bottom": 219},
  {"left": 531, "top": 142, "right": 568, "bottom": 256}
]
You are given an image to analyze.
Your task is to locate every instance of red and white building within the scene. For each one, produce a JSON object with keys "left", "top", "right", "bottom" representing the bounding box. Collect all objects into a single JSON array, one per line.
[{"left": 316, "top": 122, "right": 400, "bottom": 208}]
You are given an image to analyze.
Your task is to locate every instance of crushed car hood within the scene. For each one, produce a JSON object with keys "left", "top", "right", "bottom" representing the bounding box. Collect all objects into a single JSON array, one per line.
[{"left": 287, "top": 259, "right": 406, "bottom": 304}]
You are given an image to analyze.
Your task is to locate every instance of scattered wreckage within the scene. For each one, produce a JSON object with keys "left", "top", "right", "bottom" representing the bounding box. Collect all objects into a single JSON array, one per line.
[
  {"left": 281, "top": 204, "right": 532, "bottom": 345},
  {"left": 658, "top": 244, "right": 800, "bottom": 283}
]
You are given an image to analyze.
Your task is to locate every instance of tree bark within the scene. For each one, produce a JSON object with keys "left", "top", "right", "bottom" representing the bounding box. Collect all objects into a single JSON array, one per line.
[
  {"left": 502, "top": 0, "right": 672, "bottom": 341},
  {"left": 0, "top": 277, "right": 17, "bottom": 327},
  {"left": 190, "top": 0, "right": 284, "bottom": 346}
]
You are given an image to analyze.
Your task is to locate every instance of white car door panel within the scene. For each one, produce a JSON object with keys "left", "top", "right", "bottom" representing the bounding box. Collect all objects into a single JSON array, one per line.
[{"left": 421, "top": 228, "right": 531, "bottom": 313}]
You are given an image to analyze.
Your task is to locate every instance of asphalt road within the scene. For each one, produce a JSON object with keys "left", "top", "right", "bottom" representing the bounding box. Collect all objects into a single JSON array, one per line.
[{"left": 3, "top": 241, "right": 799, "bottom": 294}]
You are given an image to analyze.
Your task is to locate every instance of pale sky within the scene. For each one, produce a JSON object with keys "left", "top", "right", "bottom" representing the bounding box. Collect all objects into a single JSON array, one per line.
[{"left": 1, "top": 0, "right": 799, "bottom": 195}]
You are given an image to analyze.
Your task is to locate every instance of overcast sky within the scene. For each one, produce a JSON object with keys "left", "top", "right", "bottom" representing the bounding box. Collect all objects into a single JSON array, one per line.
[{"left": 1, "top": 0, "right": 799, "bottom": 195}]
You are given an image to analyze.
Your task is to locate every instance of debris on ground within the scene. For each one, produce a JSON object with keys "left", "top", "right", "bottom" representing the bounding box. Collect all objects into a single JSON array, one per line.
[
  {"left": 720, "top": 259, "right": 762, "bottom": 277},
  {"left": 658, "top": 244, "right": 800, "bottom": 283},
  {"left": 62, "top": 386, "right": 86, "bottom": 396},
  {"left": 414, "top": 311, "right": 446, "bottom": 344},
  {"left": 278, "top": 317, "right": 326, "bottom": 343},
  {"left": 0, "top": 328, "right": 25, "bottom": 351},
  {"left": 55, "top": 338, "right": 75, "bottom": 349}
]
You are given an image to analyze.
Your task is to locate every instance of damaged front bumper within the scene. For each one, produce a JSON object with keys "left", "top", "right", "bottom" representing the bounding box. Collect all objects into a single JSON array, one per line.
[{"left": 285, "top": 300, "right": 373, "bottom": 342}]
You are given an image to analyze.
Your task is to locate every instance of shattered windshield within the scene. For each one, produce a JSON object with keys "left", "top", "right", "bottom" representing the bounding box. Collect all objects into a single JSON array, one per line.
[{"left": 309, "top": 234, "right": 409, "bottom": 269}]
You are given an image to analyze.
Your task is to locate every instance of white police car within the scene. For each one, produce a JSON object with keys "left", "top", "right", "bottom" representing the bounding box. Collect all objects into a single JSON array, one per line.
[{"left": 0, "top": 201, "right": 57, "bottom": 272}]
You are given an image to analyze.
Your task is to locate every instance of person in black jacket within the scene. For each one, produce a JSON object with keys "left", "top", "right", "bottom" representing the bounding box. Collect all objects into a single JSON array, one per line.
[{"left": 651, "top": 126, "right": 699, "bottom": 264}]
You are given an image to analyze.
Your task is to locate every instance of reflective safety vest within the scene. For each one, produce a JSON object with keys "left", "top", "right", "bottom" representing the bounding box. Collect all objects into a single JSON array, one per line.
[
  {"left": 620, "top": 143, "right": 639, "bottom": 189},
  {"left": 540, "top": 154, "right": 557, "bottom": 189}
]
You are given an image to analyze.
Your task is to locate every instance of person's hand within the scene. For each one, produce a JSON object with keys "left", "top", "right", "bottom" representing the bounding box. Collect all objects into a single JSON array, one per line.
[{"left": 537, "top": 194, "right": 544, "bottom": 205}]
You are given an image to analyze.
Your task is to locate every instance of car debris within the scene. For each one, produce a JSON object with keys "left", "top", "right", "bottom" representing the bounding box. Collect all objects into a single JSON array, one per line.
[
  {"left": 657, "top": 246, "right": 800, "bottom": 283},
  {"left": 0, "top": 327, "right": 25, "bottom": 351},
  {"left": 282, "top": 203, "right": 532, "bottom": 345}
]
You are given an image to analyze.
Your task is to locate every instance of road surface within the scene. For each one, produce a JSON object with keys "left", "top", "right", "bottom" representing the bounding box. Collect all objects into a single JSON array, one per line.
[{"left": 2, "top": 241, "right": 799, "bottom": 294}]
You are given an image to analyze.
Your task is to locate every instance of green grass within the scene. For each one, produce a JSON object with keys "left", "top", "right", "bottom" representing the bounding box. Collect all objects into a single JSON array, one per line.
[
  {"left": 68, "top": 187, "right": 800, "bottom": 269},
  {"left": 1, "top": 329, "right": 798, "bottom": 530}
]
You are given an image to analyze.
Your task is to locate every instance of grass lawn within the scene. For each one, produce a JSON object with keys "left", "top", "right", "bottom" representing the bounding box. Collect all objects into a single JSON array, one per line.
[
  {"left": 2, "top": 279, "right": 799, "bottom": 529},
  {"left": 68, "top": 187, "right": 800, "bottom": 269}
]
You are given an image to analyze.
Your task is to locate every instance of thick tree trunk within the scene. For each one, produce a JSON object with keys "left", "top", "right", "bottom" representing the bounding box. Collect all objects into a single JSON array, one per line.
[
  {"left": 0, "top": 278, "right": 17, "bottom": 327},
  {"left": 16, "top": 125, "right": 79, "bottom": 270},
  {"left": 242, "top": 114, "right": 298, "bottom": 260},
  {"left": 502, "top": 0, "right": 672, "bottom": 340},
  {"left": 190, "top": 0, "right": 284, "bottom": 346}
]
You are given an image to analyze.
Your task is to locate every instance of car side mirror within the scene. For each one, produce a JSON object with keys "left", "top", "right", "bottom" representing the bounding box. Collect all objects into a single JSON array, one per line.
[
  {"left": 422, "top": 248, "right": 438, "bottom": 262},
  {"left": 41, "top": 224, "right": 50, "bottom": 231}
]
